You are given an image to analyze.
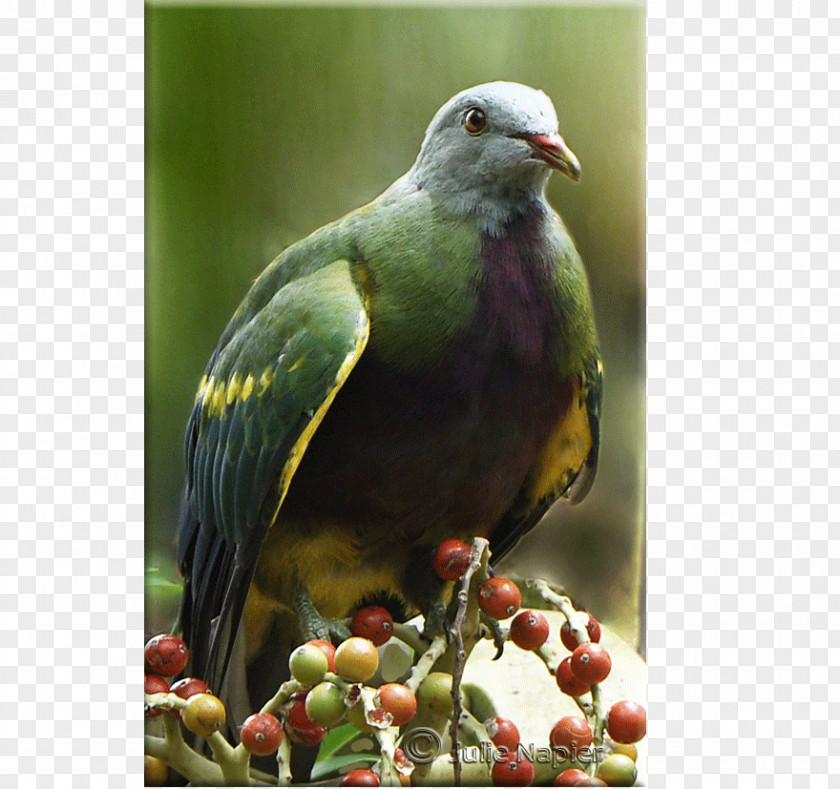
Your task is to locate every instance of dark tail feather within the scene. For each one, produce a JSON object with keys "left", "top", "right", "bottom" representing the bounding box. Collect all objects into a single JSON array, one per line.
[{"left": 206, "top": 562, "right": 254, "bottom": 694}]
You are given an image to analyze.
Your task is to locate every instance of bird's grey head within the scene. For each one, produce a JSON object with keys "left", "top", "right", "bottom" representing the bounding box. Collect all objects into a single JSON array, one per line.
[{"left": 408, "top": 82, "right": 580, "bottom": 228}]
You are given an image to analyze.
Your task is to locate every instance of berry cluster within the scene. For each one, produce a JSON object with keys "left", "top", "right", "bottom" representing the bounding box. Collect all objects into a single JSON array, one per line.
[
  {"left": 144, "top": 537, "right": 646, "bottom": 786},
  {"left": 143, "top": 612, "right": 417, "bottom": 785},
  {"left": 432, "top": 540, "right": 646, "bottom": 787}
]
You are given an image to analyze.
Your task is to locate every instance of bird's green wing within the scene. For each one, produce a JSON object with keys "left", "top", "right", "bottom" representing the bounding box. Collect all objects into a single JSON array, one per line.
[
  {"left": 177, "top": 259, "right": 369, "bottom": 688},
  {"left": 490, "top": 349, "right": 603, "bottom": 562}
]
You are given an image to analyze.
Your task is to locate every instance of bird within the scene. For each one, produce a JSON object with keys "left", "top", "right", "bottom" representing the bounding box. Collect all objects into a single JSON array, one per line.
[{"left": 175, "top": 80, "right": 602, "bottom": 738}]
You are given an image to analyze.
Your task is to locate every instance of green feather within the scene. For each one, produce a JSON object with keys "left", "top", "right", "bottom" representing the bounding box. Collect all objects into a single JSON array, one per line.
[{"left": 186, "top": 259, "right": 369, "bottom": 559}]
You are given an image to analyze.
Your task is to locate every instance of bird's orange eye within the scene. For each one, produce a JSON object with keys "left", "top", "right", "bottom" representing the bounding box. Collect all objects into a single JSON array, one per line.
[{"left": 464, "top": 107, "right": 487, "bottom": 135}]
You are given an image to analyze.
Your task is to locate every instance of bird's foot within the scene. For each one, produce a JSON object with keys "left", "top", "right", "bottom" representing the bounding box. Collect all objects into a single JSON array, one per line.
[
  {"left": 480, "top": 612, "right": 507, "bottom": 661},
  {"left": 306, "top": 616, "right": 352, "bottom": 645},
  {"left": 292, "top": 588, "right": 352, "bottom": 645}
]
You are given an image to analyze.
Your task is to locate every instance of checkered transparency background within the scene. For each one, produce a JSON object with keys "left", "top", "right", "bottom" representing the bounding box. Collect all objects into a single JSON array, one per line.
[{"left": 1, "top": 0, "right": 837, "bottom": 785}]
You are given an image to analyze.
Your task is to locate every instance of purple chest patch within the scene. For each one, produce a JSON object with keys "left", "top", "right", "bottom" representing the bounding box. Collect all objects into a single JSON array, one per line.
[{"left": 475, "top": 208, "right": 562, "bottom": 369}]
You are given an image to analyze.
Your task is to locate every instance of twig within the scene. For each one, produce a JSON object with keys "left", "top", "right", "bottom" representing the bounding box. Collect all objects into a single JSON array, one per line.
[
  {"left": 347, "top": 686, "right": 400, "bottom": 786},
  {"left": 145, "top": 691, "right": 187, "bottom": 713},
  {"left": 535, "top": 639, "right": 564, "bottom": 674},
  {"left": 144, "top": 712, "right": 227, "bottom": 786},
  {"left": 405, "top": 633, "right": 448, "bottom": 694},
  {"left": 449, "top": 537, "right": 489, "bottom": 787},
  {"left": 374, "top": 726, "right": 401, "bottom": 786},
  {"left": 526, "top": 579, "right": 591, "bottom": 645},
  {"left": 259, "top": 678, "right": 302, "bottom": 716},
  {"left": 589, "top": 682, "right": 608, "bottom": 743},
  {"left": 276, "top": 732, "right": 292, "bottom": 786}
]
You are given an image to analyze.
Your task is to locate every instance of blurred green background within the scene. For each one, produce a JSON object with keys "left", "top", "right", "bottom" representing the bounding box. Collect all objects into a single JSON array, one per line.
[{"left": 146, "top": 3, "right": 645, "bottom": 651}]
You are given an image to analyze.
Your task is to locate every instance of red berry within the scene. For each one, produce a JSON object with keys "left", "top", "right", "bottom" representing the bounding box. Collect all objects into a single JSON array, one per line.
[
  {"left": 478, "top": 577, "right": 522, "bottom": 620},
  {"left": 555, "top": 657, "right": 591, "bottom": 697},
  {"left": 286, "top": 721, "right": 326, "bottom": 746},
  {"left": 484, "top": 716, "right": 520, "bottom": 754},
  {"left": 607, "top": 700, "right": 647, "bottom": 744},
  {"left": 433, "top": 539, "right": 471, "bottom": 581},
  {"left": 168, "top": 676, "right": 211, "bottom": 720},
  {"left": 554, "top": 768, "right": 589, "bottom": 786},
  {"left": 283, "top": 691, "right": 327, "bottom": 746},
  {"left": 352, "top": 606, "right": 394, "bottom": 647},
  {"left": 509, "top": 610, "right": 550, "bottom": 651},
  {"left": 308, "top": 638, "right": 337, "bottom": 672},
  {"left": 170, "top": 677, "right": 210, "bottom": 700},
  {"left": 241, "top": 712, "right": 284, "bottom": 755},
  {"left": 144, "top": 674, "right": 170, "bottom": 718},
  {"left": 374, "top": 683, "right": 417, "bottom": 726},
  {"left": 145, "top": 674, "right": 170, "bottom": 694},
  {"left": 549, "top": 716, "right": 593, "bottom": 758},
  {"left": 144, "top": 633, "right": 189, "bottom": 677},
  {"left": 560, "top": 615, "right": 601, "bottom": 652},
  {"left": 339, "top": 768, "right": 381, "bottom": 786},
  {"left": 285, "top": 691, "right": 314, "bottom": 727},
  {"left": 570, "top": 643, "right": 611, "bottom": 685},
  {"left": 491, "top": 755, "right": 534, "bottom": 786}
]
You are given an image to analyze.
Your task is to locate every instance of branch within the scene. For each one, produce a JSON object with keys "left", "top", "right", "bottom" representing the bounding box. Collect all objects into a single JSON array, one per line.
[
  {"left": 449, "top": 537, "right": 489, "bottom": 786},
  {"left": 405, "top": 633, "right": 448, "bottom": 695},
  {"left": 144, "top": 711, "right": 225, "bottom": 786},
  {"left": 526, "top": 579, "right": 591, "bottom": 645},
  {"left": 259, "top": 678, "right": 303, "bottom": 716},
  {"left": 275, "top": 732, "right": 292, "bottom": 786}
]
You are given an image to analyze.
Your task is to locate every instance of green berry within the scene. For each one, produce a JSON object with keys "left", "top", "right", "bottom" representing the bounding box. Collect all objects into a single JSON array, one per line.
[
  {"left": 596, "top": 753, "right": 637, "bottom": 786},
  {"left": 417, "top": 672, "right": 455, "bottom": 716},
  {"left": 289, "top": 642, "right": 329, "bottom": 687},
  {"left": 305, "top": 681, "right": 347, "bottom": 727}
]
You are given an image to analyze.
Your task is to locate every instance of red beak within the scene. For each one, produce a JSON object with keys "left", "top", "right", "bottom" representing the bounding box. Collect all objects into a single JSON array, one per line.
[{"left": 519, "top": 133, "right": 581, "bottom": 182}]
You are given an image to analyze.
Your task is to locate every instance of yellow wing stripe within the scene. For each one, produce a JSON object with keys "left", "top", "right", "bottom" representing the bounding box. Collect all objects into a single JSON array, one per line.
[
  {"left": 527, "top": 374, "right": 593, "bottom": 503},
  {"left": 270, "top": 307, "right": 371, "bottom": 521},
  {"left": 194, "top": 367, "right": 275, "bottom": 420}
]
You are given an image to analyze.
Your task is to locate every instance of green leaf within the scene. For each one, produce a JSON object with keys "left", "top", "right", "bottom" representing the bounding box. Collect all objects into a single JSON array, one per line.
[
  {"left": 311, "top": 723, "right": 379, "bottom": 781},
  {"left": 310, "top": 751, "right": 379, "bottom": 782},
  {"left": 316, "top": 722, "right": 368, "bottom": 761}
]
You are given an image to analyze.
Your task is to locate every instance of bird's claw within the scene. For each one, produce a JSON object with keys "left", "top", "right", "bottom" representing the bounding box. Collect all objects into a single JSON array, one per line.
[
  {"left": 293, "top": 586, "right": 352, "bottom": 645},
  {"left": 480, "top": 613, "right": 507, "bottom": 660},
  {"left": 304, "top": 616, "right": 352, "bottom": 645}
]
